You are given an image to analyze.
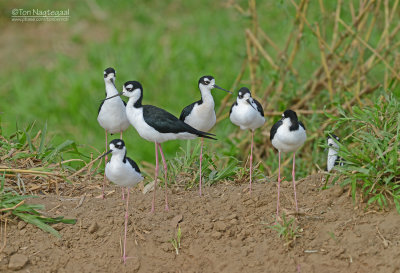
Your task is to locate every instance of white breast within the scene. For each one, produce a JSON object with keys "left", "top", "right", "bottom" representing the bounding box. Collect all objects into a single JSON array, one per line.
[
  {"left": 271, "top": 120, "right": 306, "bottom": 153},
  {"left": 105, "top": 159, "right": 144, "bottom": 187},
  {"left": 230, "top": 102, "right": 265, "bottom": 131},
  {"left": 184, "top": 102, "right": 216, "bottom": 132},
  {"left": 97, "top": 98, "right": 130, "bottom": 134}
]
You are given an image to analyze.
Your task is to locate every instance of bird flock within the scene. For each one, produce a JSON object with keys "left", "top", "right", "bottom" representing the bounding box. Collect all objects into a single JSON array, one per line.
[{"left": 97, "top": 67, "right": 340, "bottom": 263}]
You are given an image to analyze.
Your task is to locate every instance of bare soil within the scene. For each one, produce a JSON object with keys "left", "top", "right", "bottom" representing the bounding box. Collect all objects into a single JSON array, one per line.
[{"left": 2, "top": 174, "right": 400, "bottom": 273}]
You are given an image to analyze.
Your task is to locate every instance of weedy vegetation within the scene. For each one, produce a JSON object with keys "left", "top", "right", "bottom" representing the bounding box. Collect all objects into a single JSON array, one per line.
[
  {"left": 266, "top": 213, "right": 301, "bottom": 247},
  {"left": 327, "top": 92, "right": 400, "bottom": 212},
  {"left": 170, "top": 225, "right": 182, "bottom": 255}
]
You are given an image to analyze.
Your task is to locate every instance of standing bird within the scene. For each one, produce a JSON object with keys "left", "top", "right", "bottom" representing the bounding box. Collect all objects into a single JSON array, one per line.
[
  {"left": 326, "top": 133, "right": 343, "bottom": 172},
  {"left": 100, "top": 139, "right": 144, "bottom": 264},
  {"left": 179, "top": 76, "right": 231, "bottom": 196},
  {"left": 229, "top": 87, "right": 265, "bottom": 193},
  {"left": 270, "top": 110, "right": 306, "bottom": 218},
  {"left": 97, "top": 67, "right": 130, "bottom": 199},
  {"left": 105, "top": 81, "right": 216, "bottom": 212}
]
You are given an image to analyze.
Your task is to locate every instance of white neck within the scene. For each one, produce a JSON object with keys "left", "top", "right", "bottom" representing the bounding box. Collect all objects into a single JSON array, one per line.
[
  {"left": 199, "top": 85, "right": 214, "bottom": 105},
  {"left": 110, "top": 152, "right": 125, "bottom": 163},
  {"left": 105, "top": 80, "right": 119, "bottom": 97},
  {"left": 328, "top": 147, "right": 338, "bottom": 157}
]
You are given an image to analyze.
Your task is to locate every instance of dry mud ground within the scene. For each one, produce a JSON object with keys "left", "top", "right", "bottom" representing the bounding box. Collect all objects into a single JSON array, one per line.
[{"left": 2, "top": 174, "right": 400, "bottom": 273}]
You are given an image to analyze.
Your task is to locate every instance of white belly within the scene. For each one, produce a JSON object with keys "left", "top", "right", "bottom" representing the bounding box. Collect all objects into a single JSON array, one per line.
[
  {"left": 97, "top": 98, "right": 130, "bottom": 134},
  {"left": 272, "top": 126, "right": 306, "bottom": 153},
  {"left": 126, "top": 107, "right": 197, "bottom": 143},
  {"left": 327, "top": 149, "right": 338, "bottom": 172},
  {"left": 184, "top": 103, "right": 216, "bottom": 132},
  {"left": 230, "top": 104, "right": 265, "bottom": 131},
  {"left": 105, "top": 160, "right": 143, "bottom": 187}
]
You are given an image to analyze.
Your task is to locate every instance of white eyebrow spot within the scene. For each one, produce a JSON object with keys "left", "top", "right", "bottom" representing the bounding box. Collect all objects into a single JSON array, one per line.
[
  {"left": 104, "top": 71, "right": 106, "bottom": 75},
  {"left": 117, "top": 142, "right": 122, "bottom": 146},
  {"left": 282, "top": 114, "right": 285, "bottom": 117},
  {"left": 239, "top": 92, "right": 242, "bottom": 96},
  {"left": 126, "top": 84, "right": 133, "bottom": 89}
]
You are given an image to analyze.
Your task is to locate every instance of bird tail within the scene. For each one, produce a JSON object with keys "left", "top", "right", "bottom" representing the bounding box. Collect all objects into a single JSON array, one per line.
[{"left": 196, "top": 130, "right": 217, "bottom": 140}]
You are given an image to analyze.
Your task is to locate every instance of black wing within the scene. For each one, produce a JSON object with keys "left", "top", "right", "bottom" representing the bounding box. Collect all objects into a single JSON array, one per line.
[
  {"left": 124, "top": 156, "right": 141, "bottom": 174},
  {"left": 143, "top": 105, "right": 216, "bottom": 140},
  {"left": 98, "top": 100, "right": 104, "bottom": 115},
  {"left": 179, "top": 100, "right": 202, "bottom": 121},
  {"left": 122, "top": 100, "right": 127, "bottom": 107},
  {"left": 229, "top": 101, "right": 238, "bottom": 115},
  {"left": 253, "top": 99, "right": 264, "bottom": 117},
  {"left": 299, "top": 121, "right": 306, "bottom": 131},
  {"left": 270, "top": 119, "right": 282, "bottom": 141}
]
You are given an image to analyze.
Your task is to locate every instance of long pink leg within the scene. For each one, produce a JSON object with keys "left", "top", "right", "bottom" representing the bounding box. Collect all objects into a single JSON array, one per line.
[
  {"left": 249, "top": 130, "right": 254, "bottom": 193},
  {"left": 122, "top": 187, "right": 130, "bottom": 263},
  {"left": 276, "top": 151, "right": 281, "bottom": 219},
  {"left": 158, "top": 144, "right": 169, "bottom": 211},
  {"left": 120, "top": 131, "right": 123, "bottom": 139},
  {"left": 292, "top": 152, "right": 299, "bottom": 212},
  {"left": 102, "top": 130, "right": 108, "bottom": 199},
  {"left": 151, "top": 142, "right": 159, "bottom": 213},
  {"left": 120, "top": 131, "right": 125, "bottom": 200},
  {"left": 199, "top": 137, "right": 204, "bottom": 197}
]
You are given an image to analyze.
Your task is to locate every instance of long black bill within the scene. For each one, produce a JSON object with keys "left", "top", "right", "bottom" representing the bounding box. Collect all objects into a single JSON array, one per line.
[
  {"left": 213, "top": 85, "right": 232, "bottom": 94},
  {"left": 246, "top": 99, "right": 257, "bottom": 111},
  {"left": 100, "top": 149, "right": 112, "bottom": 158},
  {"left": 103, "top": 92, "right": 123, "bottom": 101}
]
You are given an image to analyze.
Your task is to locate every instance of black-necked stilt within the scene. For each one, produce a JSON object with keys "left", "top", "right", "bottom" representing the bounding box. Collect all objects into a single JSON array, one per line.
[
  {"left": 229, "top": 87, "right": 265, "bottom": 193},
  {"left": 105, "top": 81, "right": 216, "bottom": 212},
  {"left": 101, "top": 139, "right": 144, "bottom": 264},
  {"left": 326, "top": 133, "right": 343, "bottom": 172},
  {"left": 179, "top": 76, "right": 231, "bottom": 196},
  {"left": 270, "top": 109, "right": 306, "bottom": 217},
  {"left": 97, "top": 67, "right": 130, "bottom": 199}
]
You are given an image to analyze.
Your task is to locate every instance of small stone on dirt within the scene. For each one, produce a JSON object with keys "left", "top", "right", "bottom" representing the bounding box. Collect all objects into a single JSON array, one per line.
[
  {"left": 215, "top": 222, "right": 227, "bottom": 232},
  {"left": 88, "top": 222, "right": 99, "bottom": 234},
  {"left": 333, "top": 186, "right": 344, "bottom": 197},
  {"left": 8, "top": 254, "right": 28, "bottom": 271},
  {"left": 142, "top": 180, "right": 155, "bottom": 194},
  {"left": 171, "top": 214, "right": 183, "bottom": 227},
  {"left": 226, "top": 213, "right": 238, "bottom": 220},
  {"left": 17, "top": 221, "right": 27, "bottom": 230},
  {"left": 53, "top": 223, "right": 64, "bottom": 231},
  {"left": 211, "top": 231, "right": 222, "bottom": 239}
]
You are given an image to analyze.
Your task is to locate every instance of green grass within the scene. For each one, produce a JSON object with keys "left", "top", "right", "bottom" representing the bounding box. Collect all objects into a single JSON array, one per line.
[
  {"left": 327, "top": 91, "right": 400, "bottom": 212},
  {"left": 0, "top": 173, "right": 76, "bottom": 238},
  {"left": 0, "top": 0, "right": 399, "bottom": 194},
  {"left": 267, "top": 213, "right": 300, "bottom": 246},
  {"left": 0, "top": 1, "right": 368, "bottom": 168}
]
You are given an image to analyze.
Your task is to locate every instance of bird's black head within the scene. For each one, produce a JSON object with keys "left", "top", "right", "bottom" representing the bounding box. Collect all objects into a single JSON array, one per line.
[
  {"left": 237, "top": 87, "right": 251, "bottom": 99},
  {"left": 109, "top": 139, "right": 125, "bottom": 150},
  {"left": 122, "top": 81, "right": 143, "bottom": 107},
  {"left": 327, "top": 133, "right": 340, "bottom": 141},
  {"left": 123, "top": 81, "right": 142, "bottom": 95},
  {"left": 327, "top": 133, "right": 340, "bottom": 147},
  {"left": 104, "top": 67, "right": 116, "bottom": 78},
  {"left": 199, "top": 75, "right": 215, "bottom": 86},
  {"left": 282, "top": 109, "right": 298, "bottom": 121}
]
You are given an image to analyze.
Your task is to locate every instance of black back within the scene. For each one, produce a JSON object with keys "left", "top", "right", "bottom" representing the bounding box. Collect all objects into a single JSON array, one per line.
[
  {"left": 270, "top": 119, "right": 282, "bottom": 141},
  {"left": 253, "top": 98, "right": 264, "bottom": 117},
  {"left": 179, "top": 99, "right": 203, "bottom": 121},
  {"left": 124, "top": 156, "right": 141, "bottom": 173},
  {"left": 142, "top": 105, "right": 216, "bottom": 140},
  {"left": 98, "top": 100, "right": 104, "bottom": 115},
  {"left": 229, "top": 101, "right": 238, "bottom": 115}
]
